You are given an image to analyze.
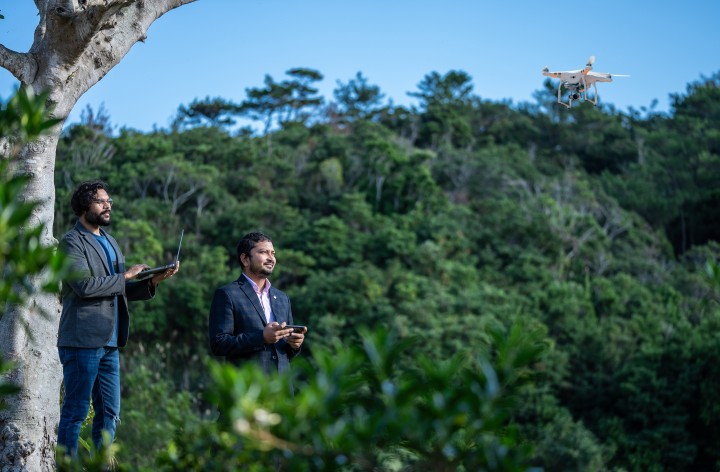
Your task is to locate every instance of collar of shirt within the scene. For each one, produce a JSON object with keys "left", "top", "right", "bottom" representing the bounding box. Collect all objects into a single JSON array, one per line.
[
  {"left": 77, "top": 222, "right": 107, "bottom": 238},
  {"left": 242, "top": 272, "right": 272, "bottom": 295},
  {"left": 242, "top": 273, "right": 274, "bottom": 323}
]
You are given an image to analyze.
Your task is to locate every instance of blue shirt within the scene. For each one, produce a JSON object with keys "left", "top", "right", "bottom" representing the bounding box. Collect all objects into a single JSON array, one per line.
[{"left": 93, "top": 233, "right": 120, "bottom": 347}]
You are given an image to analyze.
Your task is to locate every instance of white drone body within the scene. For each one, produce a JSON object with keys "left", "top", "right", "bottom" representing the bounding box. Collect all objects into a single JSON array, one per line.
[{"left": 542, "top": 56, "right": 629, "bottom": 108}]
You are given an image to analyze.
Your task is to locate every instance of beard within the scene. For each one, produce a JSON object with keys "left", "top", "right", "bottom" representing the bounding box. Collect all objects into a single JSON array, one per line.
[
  {"left": 255, "top": 264, "right": 273, "bottom": 277},
  {"left": 250, "top": 262, "right": 273, "bottom": 278},
  {"left": 85, "top": 209, "right": 111, "bottom": 226}
]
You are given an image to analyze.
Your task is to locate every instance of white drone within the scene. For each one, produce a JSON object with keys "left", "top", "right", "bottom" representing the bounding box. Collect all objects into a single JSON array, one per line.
[{"left": 542, "top": 56, "right": 629, "bottom": 108}]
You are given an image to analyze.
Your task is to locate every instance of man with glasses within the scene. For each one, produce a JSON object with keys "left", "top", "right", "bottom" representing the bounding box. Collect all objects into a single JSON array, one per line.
[{"left": 56, "top": 180, "right": 179, "bottom": 458}]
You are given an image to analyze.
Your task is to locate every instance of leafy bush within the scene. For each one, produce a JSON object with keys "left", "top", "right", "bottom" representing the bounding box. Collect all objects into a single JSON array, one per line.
[{"left": 157, "top": 324, "right": 548, "bottom": 471}]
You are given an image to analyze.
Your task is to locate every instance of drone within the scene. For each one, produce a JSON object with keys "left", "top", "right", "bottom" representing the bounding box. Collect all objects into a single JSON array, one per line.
[{"left": 542, "top": 56, "right": 629, "bottom": 108}]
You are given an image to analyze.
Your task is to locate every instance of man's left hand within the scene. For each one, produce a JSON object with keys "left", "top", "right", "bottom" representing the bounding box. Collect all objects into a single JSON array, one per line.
[
  {"left": 151, "top": 261, "right": 180, "bottom": 287},
  {"left": 286, "top": 329, "right": 305, "bottom": 350}
]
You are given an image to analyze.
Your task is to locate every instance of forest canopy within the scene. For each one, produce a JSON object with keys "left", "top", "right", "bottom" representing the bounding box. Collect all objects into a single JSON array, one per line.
[{"left": 45, "top": 68, "right": 720, "bottom": 470}]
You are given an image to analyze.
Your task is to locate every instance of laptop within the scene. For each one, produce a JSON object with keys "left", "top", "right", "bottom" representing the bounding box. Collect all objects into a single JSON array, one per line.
[{"left": 136, "top": 229, "right": 184, "bottom": 279}]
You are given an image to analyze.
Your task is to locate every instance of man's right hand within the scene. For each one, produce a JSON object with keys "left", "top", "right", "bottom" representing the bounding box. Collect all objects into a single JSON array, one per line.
[
  {"left": 263, "top": 322, "right": 293, "bottom": 344},
  {"left": 124, "top": 264, "right": 150, "bottom": 280}
]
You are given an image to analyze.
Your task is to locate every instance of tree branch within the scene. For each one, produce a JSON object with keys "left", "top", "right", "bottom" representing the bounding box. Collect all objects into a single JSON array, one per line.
[
  {"left": 61, "top": 0, "right": 197, "bottom": 92},
  {"left": 0, "top": 45, "right": 37, "bottom": 84},
  {"left": 52, "top": 0, "right": 80, "bottom": 18}
]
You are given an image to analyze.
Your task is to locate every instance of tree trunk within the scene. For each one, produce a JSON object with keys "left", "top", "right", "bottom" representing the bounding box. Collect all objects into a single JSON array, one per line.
[
  {"left": 0, "top": 132, "right": 60, "bottom": 472},
  {"left": 0, "top": 299, "right": 63, "bottom": 472},
  {"left": 0, "top": 1, "right": 195, "bottom": 469}
]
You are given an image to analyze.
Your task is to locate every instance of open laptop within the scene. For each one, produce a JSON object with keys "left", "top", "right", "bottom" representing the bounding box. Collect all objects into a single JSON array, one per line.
[{"left": 136, "top": 229, "right": 184, "bottom": 279}]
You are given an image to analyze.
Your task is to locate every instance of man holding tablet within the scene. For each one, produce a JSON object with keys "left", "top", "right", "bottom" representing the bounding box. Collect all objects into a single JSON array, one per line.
[
  {"left": 208, "top": 232, "right": 306, "bottom": 375},
  {"left": 57, "top": 180, "right": 179, "bottom": 458}
]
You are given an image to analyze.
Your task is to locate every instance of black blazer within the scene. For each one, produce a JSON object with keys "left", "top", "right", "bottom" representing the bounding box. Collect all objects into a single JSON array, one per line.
[
  {"left": 208, "top": 275, "right": 300, "bottom": 374},
  {"left": 58, "top": 221, "right": 155, "bottom": 348}
]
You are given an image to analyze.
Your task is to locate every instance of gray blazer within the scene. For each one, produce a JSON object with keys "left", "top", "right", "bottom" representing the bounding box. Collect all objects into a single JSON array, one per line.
[
  {"left": 57, "top": 221, "right": 155, "bottom": 348},
  {"left": 208, "top": 275, "right": 300, "bottom": 374}
]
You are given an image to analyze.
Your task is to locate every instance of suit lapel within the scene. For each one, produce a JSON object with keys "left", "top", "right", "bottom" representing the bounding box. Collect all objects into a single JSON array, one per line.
[
  {"left": 268, "top": 288, "right": 287, "bottom": 324},
  {"left": 76, "top": 223, "right": 111, "bottom": 275},
  {"left": 237, "top": 276, "right": 268, "bottom": 325}
]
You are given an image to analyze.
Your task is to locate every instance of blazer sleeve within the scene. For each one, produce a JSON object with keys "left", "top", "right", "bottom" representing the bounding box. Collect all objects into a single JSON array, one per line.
[
  {"left": 208, "top": 287, "right": 265, "bottom": 357},
  {"left": 60, "top": 232, "right": 125, "bottom": 298},
  {"left": 126, "top": 279, "right": 155, "bottom": 301}
]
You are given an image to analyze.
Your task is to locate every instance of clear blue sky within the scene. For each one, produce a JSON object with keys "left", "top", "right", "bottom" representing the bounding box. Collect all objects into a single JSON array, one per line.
[{"left": 1, "top": 0, "right": 719, "bottom": 132}]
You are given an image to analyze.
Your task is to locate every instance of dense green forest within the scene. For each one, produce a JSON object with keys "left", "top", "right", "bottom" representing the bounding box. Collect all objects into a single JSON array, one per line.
[{"left": 52, "top": 68, "right": 720, "bottom": 470}]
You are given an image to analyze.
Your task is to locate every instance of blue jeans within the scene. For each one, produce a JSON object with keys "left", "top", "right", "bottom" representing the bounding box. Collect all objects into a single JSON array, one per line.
[{"left": 57, "top": 347, "right": 121, "bottom": 457}]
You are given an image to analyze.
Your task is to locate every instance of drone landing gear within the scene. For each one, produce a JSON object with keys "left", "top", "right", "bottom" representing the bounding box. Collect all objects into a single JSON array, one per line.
[
  {"left": 585, "top": 82, "right": 600, "bottom": 106},
  {"left": 557, "top": 82, "right": 572, "bottom": 108}
]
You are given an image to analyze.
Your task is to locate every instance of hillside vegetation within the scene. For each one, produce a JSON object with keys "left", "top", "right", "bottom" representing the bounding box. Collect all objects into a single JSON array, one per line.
[{"left": 53, "top": 69, "right": 720, "bottom": 471}]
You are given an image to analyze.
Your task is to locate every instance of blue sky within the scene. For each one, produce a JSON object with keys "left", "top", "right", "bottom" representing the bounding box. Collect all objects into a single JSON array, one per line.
[{"left": 1, "top": 1, "right": 719, "bottom": 132}]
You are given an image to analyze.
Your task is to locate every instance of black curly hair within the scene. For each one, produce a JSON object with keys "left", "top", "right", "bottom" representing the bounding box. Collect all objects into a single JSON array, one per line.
[{"left": 70, "top": 180, "right": 110, "bottom": 217}]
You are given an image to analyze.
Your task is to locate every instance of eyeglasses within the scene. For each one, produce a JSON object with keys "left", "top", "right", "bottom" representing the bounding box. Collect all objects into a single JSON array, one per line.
[{"left": 92, "top": 198, "right": 113, "bottom": 206}]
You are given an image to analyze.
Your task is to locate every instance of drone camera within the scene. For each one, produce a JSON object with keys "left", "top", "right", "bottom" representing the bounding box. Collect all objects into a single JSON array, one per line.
[{"left": 571, "top": 93, "right": 580, "bottom": 100}]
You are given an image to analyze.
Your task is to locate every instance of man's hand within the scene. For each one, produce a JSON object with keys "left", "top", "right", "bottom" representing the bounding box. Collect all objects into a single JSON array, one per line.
[
  {"left": 124, "top": 264, "right": 150, "bottom": 280},
  {"left": 151, "top": 261, "right": 180, "bottom": 287},
  {"left": 263, "top": 322, "right": 293, "bottom": 344},
  {"left": 286, "top": 328, "right": 306, "bottom": 350}
]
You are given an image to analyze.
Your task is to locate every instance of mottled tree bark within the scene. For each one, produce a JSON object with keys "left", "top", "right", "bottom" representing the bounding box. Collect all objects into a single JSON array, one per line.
[{"left": 0, "top": 1, "right": 195, "bottom": 469}]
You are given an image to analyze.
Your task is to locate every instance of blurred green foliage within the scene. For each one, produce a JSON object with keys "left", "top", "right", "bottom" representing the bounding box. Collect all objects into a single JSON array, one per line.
[{"left": 157, "top": 325, "right": 547, "bottom": 471}]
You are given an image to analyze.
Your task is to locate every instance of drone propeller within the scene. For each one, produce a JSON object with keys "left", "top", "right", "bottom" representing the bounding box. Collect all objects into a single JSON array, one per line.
[
  {"left": 587, "top": 55, "right": 596, "bottom": 66},
  {"left": 611, "top": 74, "right": 630, "bottom": 77}
]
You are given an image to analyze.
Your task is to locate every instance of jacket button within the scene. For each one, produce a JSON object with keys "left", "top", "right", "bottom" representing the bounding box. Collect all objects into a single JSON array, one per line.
[
  {"left": 110, "top": 302, "right": 114, "bottom": 307},
  {"left": 272, "top": 355, "right": 277, "bottom": 360}
]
